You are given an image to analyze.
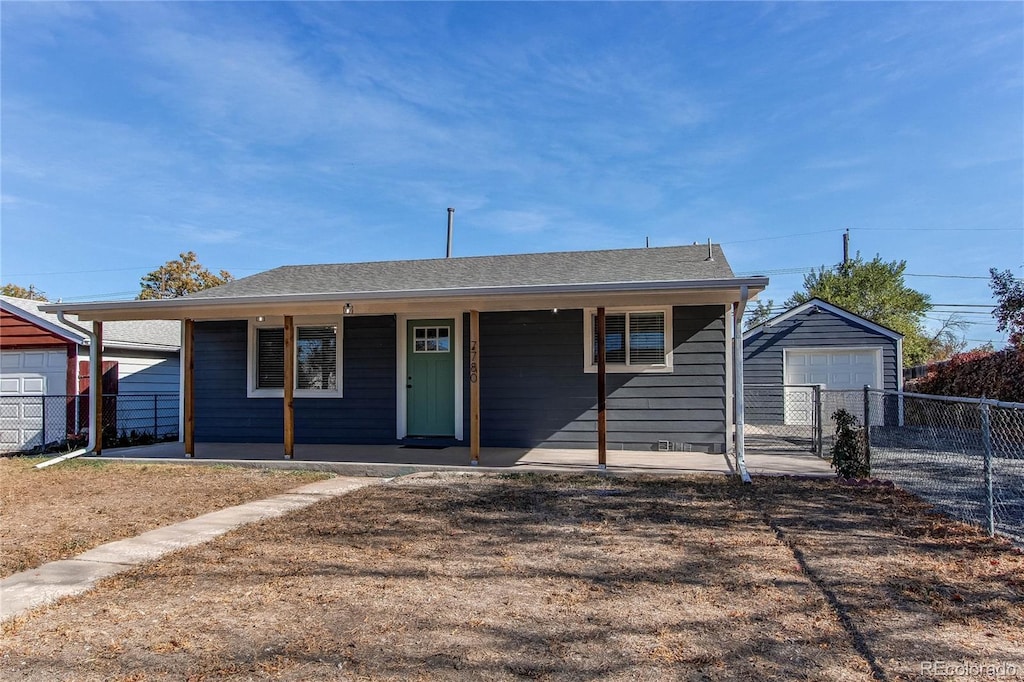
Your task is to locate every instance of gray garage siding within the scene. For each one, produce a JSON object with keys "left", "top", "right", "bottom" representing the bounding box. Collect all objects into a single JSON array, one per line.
[
  {"left": 193, "top": 317, "right": 396, "bottom": 444},
  {"left": 743, "top": 307, "right": 899, "bottom": 424},
  {"left": 475, "top": 306, "right": 727, "bottom": 452}
]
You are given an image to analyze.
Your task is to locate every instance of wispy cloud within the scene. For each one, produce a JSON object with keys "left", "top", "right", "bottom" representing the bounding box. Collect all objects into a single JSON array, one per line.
[{"left": 162, "top": 223, "right": 243, "bottom": 245}]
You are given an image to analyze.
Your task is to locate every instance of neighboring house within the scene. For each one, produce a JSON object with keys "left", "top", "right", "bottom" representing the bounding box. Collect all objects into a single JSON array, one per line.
[
  {"left": 41, "top": 245, "right": 768, "bottom": 458},
  {"left": 742, "top": 298, "right": 903, "bottom": 426},
  {"left": 0, "top": 296, "right": 181, "bottom": 451}
]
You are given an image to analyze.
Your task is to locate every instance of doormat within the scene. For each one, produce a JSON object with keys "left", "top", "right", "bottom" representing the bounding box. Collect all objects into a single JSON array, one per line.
[{"left": 400, "top": 444, "right": 449, "bottom": 450}]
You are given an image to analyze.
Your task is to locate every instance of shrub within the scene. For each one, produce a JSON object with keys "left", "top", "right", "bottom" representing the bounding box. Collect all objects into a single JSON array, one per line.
[
  {"left": 830, "top": 408, "right": 869, "bottom": 479},
  {"left": 906, "top": 347, "right": 1023, "bottom": 403}
]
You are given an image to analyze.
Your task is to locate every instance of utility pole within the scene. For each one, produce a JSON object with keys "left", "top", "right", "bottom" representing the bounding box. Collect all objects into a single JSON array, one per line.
[{"left": 842, "top": 228, "right": 850, "bottom": 266}]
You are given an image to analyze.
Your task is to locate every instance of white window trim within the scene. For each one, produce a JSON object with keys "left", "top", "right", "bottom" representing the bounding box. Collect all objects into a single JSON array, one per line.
[
  {"left": 583, "top": 307, "right": 674, "bottom": 374},
  {"left": 247, "top": 316, "right": 344, "bottom": 398}
]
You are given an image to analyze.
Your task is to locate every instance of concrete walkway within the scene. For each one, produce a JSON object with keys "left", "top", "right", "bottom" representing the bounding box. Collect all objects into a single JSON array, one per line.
[{"left": 0, "top": 476, "right": 381, "bottom": 623}]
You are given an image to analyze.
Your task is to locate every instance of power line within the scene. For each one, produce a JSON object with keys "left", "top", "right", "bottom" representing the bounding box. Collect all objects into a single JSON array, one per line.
[
  {"left": 856, "top": 227, "right": 1021, "bottom": 232},
  {"left": 906, "top": 273, "right": 991, "bottom": 280},
  {"left": 59, "top": 291, "right": 139, "bottom": 301},
  {"left": 4, "top": 265, "right": 262, "bottom": 277},
  {"left": 721, "top": 229, "right": 845, "bottom": 245},
  {"left": 738, "top": 267, "right": 993, "bottom": 280}
]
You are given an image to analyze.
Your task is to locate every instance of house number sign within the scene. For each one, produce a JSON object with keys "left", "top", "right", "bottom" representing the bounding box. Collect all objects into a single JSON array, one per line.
[{"left": 470, "top": 340, "right": 479, "bottom": 384}]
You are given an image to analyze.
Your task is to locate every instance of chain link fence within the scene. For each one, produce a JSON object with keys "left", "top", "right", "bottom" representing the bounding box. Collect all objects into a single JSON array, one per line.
[
  {"left": 0, "top": 393, "right": 179, "bottom": 454},
  {"left": 859, "top": 389, "right": 1024, "bottom": 547},
  {"left": 744, "top": 384, "right": 1024, "bottom": 546},
  {"left": 743, "top": 384, "right": 824, "bottom": 455}
]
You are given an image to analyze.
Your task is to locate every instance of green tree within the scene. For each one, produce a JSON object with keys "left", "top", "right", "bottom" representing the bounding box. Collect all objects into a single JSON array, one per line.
[
  {"left": 1, "top": 283, "right": 48, "bottom": 301},
  {"left": 744, "top": 299, "right": 775, "bottom": 331},
  {"left": 989, "top": 268, "right": 1024, "bottom": 348},
  {"left": 138, "top": 251, "right": 234, "bottom": 300},
  {"left": 784, "top": 254, "right": 934, "bottom": 366}
]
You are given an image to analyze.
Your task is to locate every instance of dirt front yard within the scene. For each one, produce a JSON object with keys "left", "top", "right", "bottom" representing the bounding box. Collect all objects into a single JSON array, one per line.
[
  {"left": 1, "top": 473, "right": 1022, "bottom": 681},
  {"left": 0, "top": 457, "right": 329, "bottom": 577}
]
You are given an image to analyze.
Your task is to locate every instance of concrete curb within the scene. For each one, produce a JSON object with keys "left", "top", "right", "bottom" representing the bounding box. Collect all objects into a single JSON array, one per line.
[{"left": 0, "top": 476, "right": 382, "bottom": 623}]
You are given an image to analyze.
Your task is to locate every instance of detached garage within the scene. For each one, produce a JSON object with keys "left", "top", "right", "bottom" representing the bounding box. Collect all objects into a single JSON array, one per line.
[
  {"left": 743, "top": 298, "right": 902, "bottom": 427},
  {"left": 0, "top": 296, "right": 181, "bottom": 452}
]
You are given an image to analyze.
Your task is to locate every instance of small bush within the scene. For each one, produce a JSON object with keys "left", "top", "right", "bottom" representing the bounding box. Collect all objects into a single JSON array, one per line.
[{"left": 831, "top": 408, "right": 869, "bottom": 479}]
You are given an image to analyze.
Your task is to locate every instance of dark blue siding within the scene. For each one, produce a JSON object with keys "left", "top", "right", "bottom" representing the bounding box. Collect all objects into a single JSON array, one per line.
[
  {"left": 743, "top": 307, "right": 900, "bottom": 424},
  {"left": 194, "top": 317, "right": 396, "bottom": 444},
  {"left": 474, "top": 306, "right": 727, "bottom": 452},
  {"left": 196, "top": 307, "right": 728, "bottom": 451}
]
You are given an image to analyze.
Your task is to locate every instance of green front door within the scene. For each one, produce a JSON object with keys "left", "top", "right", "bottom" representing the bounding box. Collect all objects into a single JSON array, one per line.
[{"left": 406, "top": 319, "right": 455, "bottom": 437}]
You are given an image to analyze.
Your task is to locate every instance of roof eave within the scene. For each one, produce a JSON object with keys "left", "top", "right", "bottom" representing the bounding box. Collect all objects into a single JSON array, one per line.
[
  {"left": 743, "top": 297, "right": 904, "bottom": 341},
  {"left": 41, "top": 277, "right": 770, "bottom": 321},
  {"left": 0, "top": 300, "right": 85, "bottom": 344}
]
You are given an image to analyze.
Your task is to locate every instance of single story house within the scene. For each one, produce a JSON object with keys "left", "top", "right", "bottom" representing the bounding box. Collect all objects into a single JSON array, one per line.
[
  {"left": 742, "top": 297, "right": 903, "bottom": 426},
  {"left": 41, "top": 245, "right": 768, "bottom": 465},
  {"left": 0, "top": 295, "right": 180, "bottom": 451}
]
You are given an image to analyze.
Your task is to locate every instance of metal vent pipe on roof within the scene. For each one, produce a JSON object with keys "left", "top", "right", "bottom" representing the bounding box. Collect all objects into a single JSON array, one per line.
[{"left": 446, "top": 207, "right": 455, "bottom": 258}]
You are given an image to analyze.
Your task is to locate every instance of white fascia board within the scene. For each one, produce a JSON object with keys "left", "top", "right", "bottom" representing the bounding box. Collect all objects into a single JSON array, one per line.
[
  {"left": 743, "top": 297, "right": 903, "bottom": 342},
  {"left": 41, "top": 277, "right": 770, "bottom": 322},
  {"left": 0, "top": 300, "right": 84, "bottom": 344}
]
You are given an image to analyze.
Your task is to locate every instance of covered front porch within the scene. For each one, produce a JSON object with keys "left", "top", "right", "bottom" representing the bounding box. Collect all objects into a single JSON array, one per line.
[{"left": 85, "top": 441, "right": 834, "bottom": 477}]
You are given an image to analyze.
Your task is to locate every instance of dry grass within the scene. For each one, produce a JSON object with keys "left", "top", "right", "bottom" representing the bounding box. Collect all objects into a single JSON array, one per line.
[
  {"left": 1, "top": 473, "right": 1022, "bottom": 681},
  {"left": 0, "top": 456, "right": 330, "bottom": 577}
]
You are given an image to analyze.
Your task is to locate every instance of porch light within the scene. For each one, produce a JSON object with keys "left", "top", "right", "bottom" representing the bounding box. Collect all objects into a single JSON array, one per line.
[
  {"left": 552, "top": 308, "right": 559, "bottom": 314},
  {"left": 257, "top": 316, "right": 265, "bottom": 322},
  {"left": 344, "top": 303, "right": 353, "bottom": 315}
]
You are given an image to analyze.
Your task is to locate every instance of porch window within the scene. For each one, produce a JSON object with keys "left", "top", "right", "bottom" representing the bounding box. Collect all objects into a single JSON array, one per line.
[
  {"left": 255, "top": 328, "right": 285, "bottom": 389},
  {"left": 297, "top": 326, "right": 338, "bottom": 391},
  {"left": 248, "top": 319, "right": 343, "bottom": 397},
  {"left": 585, "top": 308, "right": 672, "bottom": 373}
]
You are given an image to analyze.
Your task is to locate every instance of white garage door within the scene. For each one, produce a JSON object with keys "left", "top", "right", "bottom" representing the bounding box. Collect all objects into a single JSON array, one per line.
[
  {"left": 783, "top": 348, "right": 882, "bottom": 425},
  {"left": 0, "top": 350, "right": 68, "bottom": 452}
]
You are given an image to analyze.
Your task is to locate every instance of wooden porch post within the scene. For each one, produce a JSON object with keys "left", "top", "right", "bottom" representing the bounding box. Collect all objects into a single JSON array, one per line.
[
  {"left": 596, "top": 307, "right": 607, "bottom": 468},
  {"left": 92, "top": 321, "right": 103, "bottom": 455},
  {"left": 283, "top": 316, "right": 294, "bottom": 459},
  {"left": 470, "top": 310, "right": 480, "bottom": 464},
  {"left": 183, "top": 319, "right": 195, "bottom": 457}
]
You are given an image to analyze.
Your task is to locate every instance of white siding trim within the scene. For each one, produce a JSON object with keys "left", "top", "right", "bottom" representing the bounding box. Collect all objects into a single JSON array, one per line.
[{"left": 723, "top": 304, "right": 734, "bottom": 450}]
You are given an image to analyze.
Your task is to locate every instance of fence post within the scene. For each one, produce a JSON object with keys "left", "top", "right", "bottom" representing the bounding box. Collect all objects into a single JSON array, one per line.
[
  {"left": 153, "top": 394, "right": 159, "bottom": 438},
  {"left": 980, "top": 401, "right": 995, "bottom": 537},
  {"left": 863, "top": 385, "right": 872, "bottom": 473},
  {"left": 40, "top": 396, "right": 47, "bottom": 449},
  {"left": 813, "top": 385, "right": 823, "bottom": 457}
]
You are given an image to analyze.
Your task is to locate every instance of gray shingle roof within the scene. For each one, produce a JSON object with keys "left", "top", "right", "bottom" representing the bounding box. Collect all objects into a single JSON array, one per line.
[
  {"left": 1, "top": 296, "right": 180, "bottom": 350},
  {"left": 188, "top": 244, "right": 736, "bottom": 300}
]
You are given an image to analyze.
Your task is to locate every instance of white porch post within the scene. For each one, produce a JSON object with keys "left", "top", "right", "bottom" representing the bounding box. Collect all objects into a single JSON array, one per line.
[{"left": 733, "top": 286, "right": 750, "bottom": 483}]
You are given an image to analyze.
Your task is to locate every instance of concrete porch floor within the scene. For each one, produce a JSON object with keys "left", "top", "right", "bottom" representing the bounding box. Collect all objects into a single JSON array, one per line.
[{"left": 88, "top": 441, "right": 834, "bottom": 477}]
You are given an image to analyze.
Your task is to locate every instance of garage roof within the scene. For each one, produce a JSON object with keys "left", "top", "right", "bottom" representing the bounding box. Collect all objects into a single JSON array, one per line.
[{"left": 1, "top": 296, "right": 180, "bottom": 351}]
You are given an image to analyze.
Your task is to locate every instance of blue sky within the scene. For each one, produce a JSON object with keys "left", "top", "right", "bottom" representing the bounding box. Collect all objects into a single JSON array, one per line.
[{"left": 2, "top": 2, "right": 1021, "bottom": 347}]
